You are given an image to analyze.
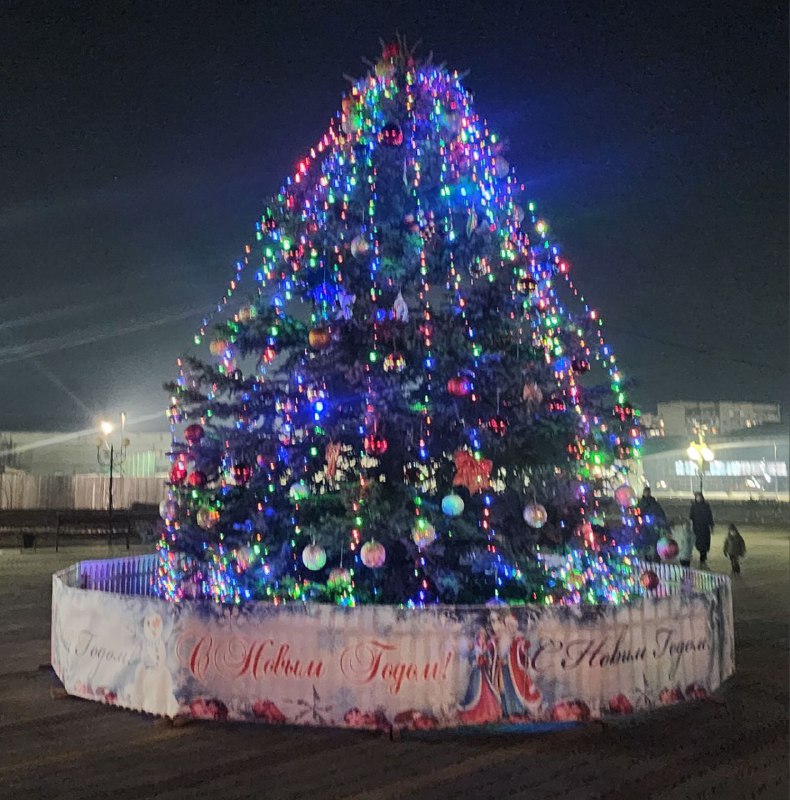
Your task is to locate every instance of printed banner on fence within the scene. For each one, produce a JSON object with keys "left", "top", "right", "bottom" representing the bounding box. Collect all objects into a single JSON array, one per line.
[{"left": 52, "top": 568, "right": 734, "bottom": 729}]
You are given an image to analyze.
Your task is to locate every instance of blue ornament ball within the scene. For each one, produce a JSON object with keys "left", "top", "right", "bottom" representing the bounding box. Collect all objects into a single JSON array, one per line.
[{"left": 441, "top": 493, "right": 464, "bottom": 516}]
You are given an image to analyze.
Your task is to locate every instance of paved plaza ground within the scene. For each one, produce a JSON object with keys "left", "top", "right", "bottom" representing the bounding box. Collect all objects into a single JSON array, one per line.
[{"left": 1, "top": 527, "right": 787, "bottom": 799}]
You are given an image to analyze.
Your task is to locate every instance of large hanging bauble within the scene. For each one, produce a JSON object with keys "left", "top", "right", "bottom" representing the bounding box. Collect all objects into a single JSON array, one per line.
[
  {"left": 493, "top": 156, "right": 509, "bottom": 177},
  {"left": 363, "top": 433, "right": 388, "bottom": 456},
  {"left": 360, "top": 540, "right": 386, "bottom": 568},
  {"left": 327, "top": 567, "right": 352, "bottom": 589},
  {"left": 183, "top": 423, "right": 205, "bottom": 446},
  {"left": 522, "top": 381, "right": 544, "bottom": 406},
  {"left": 289, "top": 481, "right": 310, "bottom": 502},
  {"left": 350, "top": 234, "right": 369, "bottom": 260},
  {"left": 614, "top": 484, "right": 637, "bottom": 508},
  {"left": 656, "top": 536, "right": 680, "bottom": 561},
  {"left": 187, "top": 470, "right": 207, "bottom": 488},
  {"left": 640, "top": 570, "right": 660, "bottom": 591},
  {"left": 308, "top": 326, "right": 332, "bottom": 351},
  {"left": 447, "top": 375, "right": 473, "bottom": 398},
  {"left": 302, "top": 543, "right": 327, "bottom": 571},
  {"left": 196, "top": 507, "right": 220, "bottom": 529},
  {"left": 159, "top": 499, "right": 179, "bottom": 521},
  {"left": 523, "top": 503, "right": 548, "bottom": 528},
  {"left": 378, "top": 122, "right": 403, "bottom": 147},
  {"left": 169, "top": 461, "right": 188, "bottom": 485},
  {"left": 441, "top": 494, "right": 464, "bottom": 517},
  {"left": 411, "top": 520, "right": 437, "bottom": 550}
]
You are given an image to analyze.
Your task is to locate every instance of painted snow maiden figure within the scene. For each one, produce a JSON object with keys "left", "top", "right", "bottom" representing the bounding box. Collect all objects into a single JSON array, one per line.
[
  {"left": 492, "top": 613, "right": 542, "bottom": 718},
  {"left": 723, "top": 523, "right": 746, "bottom": 574},
  {"left": 672, "top": 517, "right": 694, "bottom": 568},
  {"left": 689, "top": 492, "right": 714, "bottom": 567},
  {"left": 458, "top": 627, "right": 502, "bottom": 724}
]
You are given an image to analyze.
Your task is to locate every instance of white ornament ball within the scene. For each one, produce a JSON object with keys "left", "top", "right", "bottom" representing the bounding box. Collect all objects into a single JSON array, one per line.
[
  {"left": 494, "top": 156, "right": 509, "bottom": 177},
  {"left": 159, "top": 499, "right": 179, "bottom": 521},
  {"left": 302, "top": 543, "right": 327, "bottom": 571},
  {"left": 196, "top": 507, "right": 220, "bottom": 530},
  {"left": 441, "top": 493, "right": 464, "bottom": 516},
  {"left": 350, "top": 234, "right": 370, "bottom": 260},
  {"left": 360, "top": 540, "right": 386, "bottom": 568},
  {"left": 289, "top": 481, "right": 310, "bottom": 502},
  {"left": 523, "top": 503, "right": 548, "bottom": 529},
  {"left": 411, "top": 520, "right": 437, "bottom": 550}
]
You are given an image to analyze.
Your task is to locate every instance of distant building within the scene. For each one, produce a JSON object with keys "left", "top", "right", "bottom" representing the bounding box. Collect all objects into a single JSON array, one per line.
[
  {"left": 655, "top": 401, "right": 781, "bottom": 438},
  {"left": 639, "top": 412, "right": 665, "bottom": 438}
]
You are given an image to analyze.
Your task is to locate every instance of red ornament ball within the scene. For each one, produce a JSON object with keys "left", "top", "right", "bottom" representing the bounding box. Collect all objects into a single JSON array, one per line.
[
  {"left": 640, "top": 570, "right": 660, "bottom": 591},
  {"left": 487, "top": 415, "right": 508, "bottom": 437},
  {"left": 187, "top": 470, "right": 208, "bottom": 488},
  {"left": 183, "top": 424, "right": 205, "bottom": 446},
  {"left": 447, "top": 375, "right": 472, "bottom": 397},
  {"left": 378, "top": 122, "right": 403, "bottom": 147},
  {"left": 169, "top": 461, "right": 188, "bottom": 485},
  {"left": 308, "top": 326, "right": 332, "bottom": 351}
]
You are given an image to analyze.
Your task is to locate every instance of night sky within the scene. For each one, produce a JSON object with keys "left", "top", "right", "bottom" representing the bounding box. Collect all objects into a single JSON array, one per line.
[{"left": 1, "top": 0, "right": 787, "bottom": 432}]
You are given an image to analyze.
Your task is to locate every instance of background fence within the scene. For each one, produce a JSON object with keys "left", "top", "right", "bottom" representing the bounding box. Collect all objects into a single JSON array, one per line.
[{"left": 0, "top": 473, "right": 166, "bottom": 510}]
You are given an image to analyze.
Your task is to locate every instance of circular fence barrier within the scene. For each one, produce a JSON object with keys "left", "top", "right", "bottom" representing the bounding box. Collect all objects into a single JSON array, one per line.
[{"left": 51, "top": 556, "right": 734, "bottom": 730}]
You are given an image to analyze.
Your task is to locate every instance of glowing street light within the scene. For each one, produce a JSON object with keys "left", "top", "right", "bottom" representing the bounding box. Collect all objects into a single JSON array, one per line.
[
  {"left": 96, "top": 413, "right": 130, "bottom": 545},
  {"left": 687, "top": 434, "right": 715, "bottom": 492}
]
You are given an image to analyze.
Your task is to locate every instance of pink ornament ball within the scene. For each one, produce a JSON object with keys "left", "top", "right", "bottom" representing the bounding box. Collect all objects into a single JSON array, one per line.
[
  {"left": 614, "top": 484, "right": 637, "bottom": 508},
  {"left": 411, "top": 520, "right": 437, "bottom": 550},
  {"left": 360, "top": 540, "right": 386, "bottom": 568},
  {"left": 656, "top": 536, "right": 680, "bottom": 561}
]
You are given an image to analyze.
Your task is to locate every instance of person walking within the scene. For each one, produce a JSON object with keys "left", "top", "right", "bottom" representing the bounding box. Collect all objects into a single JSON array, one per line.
[
  {"left": 637, "top": 486, "right": 667, "bottom": 559},
  {"left": 689, "top": 491, "right": 714, "bottom": 567},
  {"left": 723, "top": 523, "right": 746, "bottom": 574}
]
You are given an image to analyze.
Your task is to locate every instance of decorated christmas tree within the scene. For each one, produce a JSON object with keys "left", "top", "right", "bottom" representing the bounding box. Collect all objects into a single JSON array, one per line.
[{"left": 157, "top": 40, "right": 644, "bottom": 607}]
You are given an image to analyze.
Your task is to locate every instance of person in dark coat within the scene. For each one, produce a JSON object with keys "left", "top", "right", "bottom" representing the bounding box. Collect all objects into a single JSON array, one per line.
[
  {"left": 635, "top": 486, "right": 667, "bottom": 559},
  {"left": 638, "top": 487, "right": 666, "bottom": 524},
  {"left": 689, "top": 492, "right": 714, "bottom": 566},
  {"left": 723, "top": 523, "right": 746, "bottom": 574}
]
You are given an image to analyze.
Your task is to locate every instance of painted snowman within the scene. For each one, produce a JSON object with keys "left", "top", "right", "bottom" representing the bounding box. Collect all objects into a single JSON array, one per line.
[{"left": 128, "top": 612, "right": 180, "bottom": 717}]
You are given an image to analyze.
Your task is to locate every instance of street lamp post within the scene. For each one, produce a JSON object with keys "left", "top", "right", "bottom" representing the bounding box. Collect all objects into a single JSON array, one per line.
[
  {"left": 97, "top": 414, "right": 130, "bottom": 545},
  {"left": 687, "top": 433, "right": 715, "bottom": 493}
]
